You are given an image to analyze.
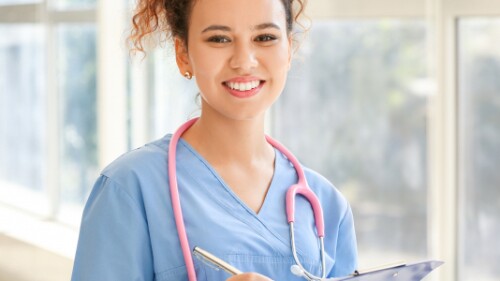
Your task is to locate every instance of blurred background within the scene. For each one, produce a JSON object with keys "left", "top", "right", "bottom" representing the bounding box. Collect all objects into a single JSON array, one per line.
[{"left": 0, "top": 0, "right": 499, "bottom": 280}]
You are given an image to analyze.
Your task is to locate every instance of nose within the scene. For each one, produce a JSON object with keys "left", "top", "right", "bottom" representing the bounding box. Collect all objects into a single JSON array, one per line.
[{"left": 229, "top": 41, "right": 258, "bottom": 72}]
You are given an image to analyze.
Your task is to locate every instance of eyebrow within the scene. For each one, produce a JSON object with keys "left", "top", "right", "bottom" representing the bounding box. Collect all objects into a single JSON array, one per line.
[
  {"left": 201, "top": 22, "right": 281, "bottom": 33},
  {"left": 254, "top": 22, "right": 281, "bottom": 31},
  {"left": 202, "top": 25, "right": 231, "bottom": 33}
]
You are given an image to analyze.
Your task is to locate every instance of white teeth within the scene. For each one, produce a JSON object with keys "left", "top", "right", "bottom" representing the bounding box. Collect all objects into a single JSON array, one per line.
[{"left": 226, "top": 81, "right": 260, "bottom": 91}]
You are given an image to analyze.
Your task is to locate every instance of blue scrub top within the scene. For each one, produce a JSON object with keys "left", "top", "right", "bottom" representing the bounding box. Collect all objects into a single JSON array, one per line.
[{"left": 71, "top": 135, "right": 358, "bottom": 281}]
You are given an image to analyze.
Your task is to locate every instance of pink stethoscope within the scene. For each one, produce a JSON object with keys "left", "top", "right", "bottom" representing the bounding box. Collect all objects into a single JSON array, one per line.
[{"left": 168, "top": 118, "right": 327, "bottom": 281}]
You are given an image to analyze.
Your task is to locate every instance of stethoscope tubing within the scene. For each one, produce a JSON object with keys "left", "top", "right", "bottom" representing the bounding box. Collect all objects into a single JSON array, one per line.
[
  {"left": 264, "top": 136, "right": 325, "bottom": 237},
  {"left": 168, "top": 118, "right": 198, "bottom": 281},
  {"left": 168, "top": 118, "right": 326, "bottom": 281}
]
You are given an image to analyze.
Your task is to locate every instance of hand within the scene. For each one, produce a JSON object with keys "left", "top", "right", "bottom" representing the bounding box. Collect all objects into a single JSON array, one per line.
[{"left": 226, "top": 272, "right": 274, "bottom": 281}]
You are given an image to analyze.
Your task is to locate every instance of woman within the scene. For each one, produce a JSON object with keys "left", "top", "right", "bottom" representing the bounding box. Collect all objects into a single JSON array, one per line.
[{"left": 71, "top": 0, "right": 358, "bottom": 280}]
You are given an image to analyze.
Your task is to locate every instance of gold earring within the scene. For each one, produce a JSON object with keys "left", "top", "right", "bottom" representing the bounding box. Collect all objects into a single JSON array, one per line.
[{"left": 184, "top": 71, "right": 192, "bottom": 80}]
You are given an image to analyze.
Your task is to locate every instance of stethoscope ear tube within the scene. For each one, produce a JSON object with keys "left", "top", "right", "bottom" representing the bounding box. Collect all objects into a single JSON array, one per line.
[{"left": 286, "top": 184, "right": 325, "bottom": 237}]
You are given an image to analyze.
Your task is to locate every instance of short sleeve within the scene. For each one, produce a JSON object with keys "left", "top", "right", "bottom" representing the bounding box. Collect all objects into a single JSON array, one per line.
[
  {"left": 71, "top": 175, "right": 154, "bottom": 281},
  {"left": 329, "top": 203, "right": 358, "bottom": 277}
]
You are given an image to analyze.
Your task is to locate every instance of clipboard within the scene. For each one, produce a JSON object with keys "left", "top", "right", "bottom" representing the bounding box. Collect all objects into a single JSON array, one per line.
[
  {"left": 326, "top": 260, "right": 443, "bottom": 281},
  {"left": 193, "top": 246, "right": 443, "bottom": 281}
]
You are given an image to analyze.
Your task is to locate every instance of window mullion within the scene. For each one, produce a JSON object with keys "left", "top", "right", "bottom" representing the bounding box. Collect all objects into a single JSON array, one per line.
[
  {"left": 0, "top": 3, "right": 42, "bottom": 23},
  {"left": 308, "top": 0, "right": 426, "bottom": 18},
  {"left": 97, "top": 0, "right": 127, "bottom": 168},
  {"left": 130, "top": 57, "right": 150, "bottom": 149},
  {"left": 427, "top": 0, "right": 459, "bottom": 281},
  {"left": 446, "top": 0, "right": 500, "bottom": 16},
  {"left": 42, "top": 0, "right": 61, "bottom": 219},
  {"left": 48, "top": 9, "right": 95, "bottom": 23}
]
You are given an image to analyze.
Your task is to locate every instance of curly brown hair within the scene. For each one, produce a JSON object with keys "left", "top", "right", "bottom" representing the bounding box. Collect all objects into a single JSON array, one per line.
[{"left": 129, "top": 0, "right": 307, "bottom": 54}]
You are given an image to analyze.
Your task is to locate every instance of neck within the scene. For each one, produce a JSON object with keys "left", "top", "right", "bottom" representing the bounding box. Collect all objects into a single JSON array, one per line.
[{"left": 181, "top": 112, "right": 273, "bottom": 166}]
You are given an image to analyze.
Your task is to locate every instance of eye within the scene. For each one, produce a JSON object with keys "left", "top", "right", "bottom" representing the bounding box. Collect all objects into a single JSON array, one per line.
[
  {"left": 255, "top": 34, "right": 278, "bottom": 42},
  {"left": 207, "top": 35, "right": 231, "bottom": 43}
]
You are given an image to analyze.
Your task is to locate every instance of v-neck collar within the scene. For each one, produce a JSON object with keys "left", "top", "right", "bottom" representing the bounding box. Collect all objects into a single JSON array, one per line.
[
  {"left": 175, "top": 135, "right": 316, "bottom": 259},
  {"left": 178, "top": 137, "right": 279, "bottom": 217}
]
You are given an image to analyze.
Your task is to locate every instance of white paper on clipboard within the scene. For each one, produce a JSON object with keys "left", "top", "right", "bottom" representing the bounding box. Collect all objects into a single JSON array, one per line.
[{"left": 325, "top": 260, "right": 444, "bottom": 281}]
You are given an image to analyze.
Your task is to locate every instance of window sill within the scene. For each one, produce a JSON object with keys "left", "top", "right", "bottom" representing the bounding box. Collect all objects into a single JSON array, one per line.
[{"left": 0, "top": 204, "right": 78, "bottom": 260}]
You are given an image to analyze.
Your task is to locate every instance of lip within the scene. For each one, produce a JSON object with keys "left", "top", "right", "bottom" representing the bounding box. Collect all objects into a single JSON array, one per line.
[
  {"left": 222, "top": 77, "right": 265, "bottom": 98},
  {"left": 225, "top": 76, "right": 262, "bottom": 83}
]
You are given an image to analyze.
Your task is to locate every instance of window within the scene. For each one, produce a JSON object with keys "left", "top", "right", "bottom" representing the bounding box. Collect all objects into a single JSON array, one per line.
[
  {"left": 273, "top": 20, "right": 429, "bottom": 267},
  {"left": 0, "top": 24, "right": 47, "bottom": 212},
  {"left": 458, "top": 18, "right": 500, "bottom": 281},
  {"left": 57, "top": 23, "right": 97, "bottom": 222},
  {"left": 0, "top": 1, "right": 97, "bottom": 223}
]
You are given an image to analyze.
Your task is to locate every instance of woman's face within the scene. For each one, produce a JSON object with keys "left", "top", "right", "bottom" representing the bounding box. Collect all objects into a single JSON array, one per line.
[{"left": 176, "top": 0, "right": 291, "bottom": 121}]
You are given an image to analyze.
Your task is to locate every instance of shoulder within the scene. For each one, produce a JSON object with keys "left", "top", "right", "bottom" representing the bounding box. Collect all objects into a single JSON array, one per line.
[
  {"left": 82, "top": 134, "right": 177, "bottom": 227},
  {"left": 101, "top": 135, "right": 171, "bottom": 183},
  {"left": 102, "top": 135, "right": 171, "bottom": 176},
  {"left": 89, "top": 135, "right": 173, "bottom": 204}
]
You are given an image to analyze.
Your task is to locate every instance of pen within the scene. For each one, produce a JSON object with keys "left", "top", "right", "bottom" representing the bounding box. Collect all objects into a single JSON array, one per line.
[{"left": 193, "top": 246, "right": 243, "bottom": 275}]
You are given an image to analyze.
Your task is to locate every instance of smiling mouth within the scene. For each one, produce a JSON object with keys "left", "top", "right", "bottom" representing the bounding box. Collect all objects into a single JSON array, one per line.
[{"left": 224, "top": 80, "right": 263, "bottom": 91}]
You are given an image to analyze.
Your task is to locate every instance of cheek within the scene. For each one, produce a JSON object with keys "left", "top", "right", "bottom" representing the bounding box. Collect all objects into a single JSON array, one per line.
[
  {"left": 270, "top": 42, "right": 291, "bottom": 71},
  {"left": 190, "top": 54, "right": 226, "bottom": 93},
  {"left": 268, "top": 47, "right": 290, "bottom": 81},
  {"left": 189, "top": 45, "right": 225, "bottom": 78}
]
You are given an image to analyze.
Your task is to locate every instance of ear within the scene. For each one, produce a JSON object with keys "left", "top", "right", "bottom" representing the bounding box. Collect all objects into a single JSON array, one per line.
[{"left": 175, "top": 37, "right": 191, "bottom": 75}]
